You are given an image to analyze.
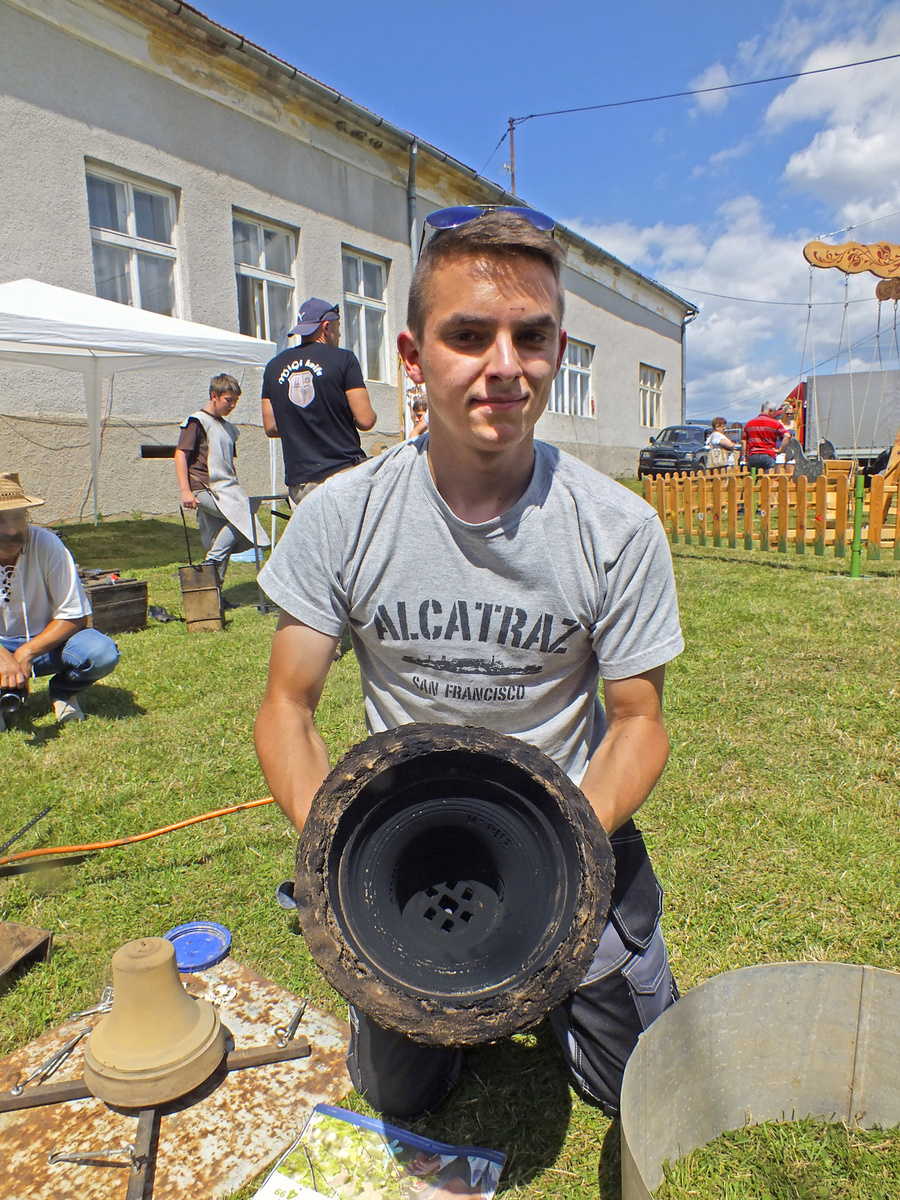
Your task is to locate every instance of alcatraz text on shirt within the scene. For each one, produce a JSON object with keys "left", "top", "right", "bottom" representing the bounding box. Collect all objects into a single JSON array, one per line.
[{"left": 374, "top": 599, "right": 580, "bottom": 654}]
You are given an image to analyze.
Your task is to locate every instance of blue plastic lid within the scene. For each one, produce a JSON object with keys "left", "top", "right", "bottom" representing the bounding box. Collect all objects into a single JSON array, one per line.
[{"left": 164, "top": 921, "right": 232, "bottom": 972}]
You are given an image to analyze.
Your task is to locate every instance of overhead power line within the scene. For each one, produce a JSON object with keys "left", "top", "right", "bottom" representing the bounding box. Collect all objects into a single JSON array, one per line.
[
  {"left": 698, "top": 324, "right": 883, "bottom": 412},
  {"left": 480, "top": 51, "right": 900, "bottom": 173},
  {"left": 513, "top": 52, "right": 900, "bottom": 126},
  {"left": 656, "top": 284, "right": 877, "bottom": 306}
]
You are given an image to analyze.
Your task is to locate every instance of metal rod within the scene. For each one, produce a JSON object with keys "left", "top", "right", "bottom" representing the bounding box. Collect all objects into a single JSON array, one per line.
[
  {"left": 0, "top": 1037, "right": 311, "bottom": 1113},
  {"left": 275, "top": 1000, "right": 307, "bottom": 1047},
  {"left": 10, "top": 1029, "right": 90, "bottom": 1095},
  {"left": 126, "top": 1108, "right": 158, "bottom": 1200},
  {"left": 0, "top": 805, "right": 52, "bottom": 856},
  {"left": 508, "top": 118, "right": 516, "bottom": 195},
  {"left": 179, "top": 506, "right": 193, "bottom": 568},
  {"left": 407, "top": 139, "right": 419, "bottom": 270},
  {"left": 70, "top": 986, "right": 114, "bottom": 1020},
  {"left": 49, "top": 1145, "right": 134, "bottom": 1166},
  {"left": 850, "top": 472, "right": 865, "bottom": 577}
]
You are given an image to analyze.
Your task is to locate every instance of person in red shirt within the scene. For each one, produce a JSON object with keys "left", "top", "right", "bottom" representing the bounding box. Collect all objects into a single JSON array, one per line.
[{"left": 741, "top": 401, "right": 790, "bottom": 472}]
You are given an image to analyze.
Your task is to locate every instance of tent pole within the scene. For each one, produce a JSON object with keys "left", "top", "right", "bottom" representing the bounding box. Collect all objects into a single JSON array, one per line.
[
  {"left": 269, "top": 436, "right": 278, "bottom": 547},
  {"left": 83, "top": 359, "right": 103, "bottom": 525}
]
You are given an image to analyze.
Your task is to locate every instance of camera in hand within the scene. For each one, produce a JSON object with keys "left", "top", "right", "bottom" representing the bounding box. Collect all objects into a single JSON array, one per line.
[{"left": 0, "top": 686, "right": 27, "bottom": 715}]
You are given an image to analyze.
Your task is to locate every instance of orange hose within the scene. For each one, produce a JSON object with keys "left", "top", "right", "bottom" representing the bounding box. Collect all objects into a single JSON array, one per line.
[{"left": 0, "top": 797, "right": 277, "bottom": 867}]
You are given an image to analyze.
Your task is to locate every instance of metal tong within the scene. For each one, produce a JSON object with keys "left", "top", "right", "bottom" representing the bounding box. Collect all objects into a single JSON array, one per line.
[
  {"left": 275, "top": 999, "right": 307, "bottom": 1048},
  {"left": 49, "top": 1144, "right": 135, "bottom": 1166},
  {"left": 70, "top": 985, "right": 114, "bottom": 1020},
  {"left": 11, "top": 1027, "right": 90, "bottom": 1096}
]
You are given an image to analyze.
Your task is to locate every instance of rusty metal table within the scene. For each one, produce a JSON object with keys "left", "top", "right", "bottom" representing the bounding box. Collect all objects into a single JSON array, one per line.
[{"left": 0, "top": 957, "right": 350, "bottom": 1200}]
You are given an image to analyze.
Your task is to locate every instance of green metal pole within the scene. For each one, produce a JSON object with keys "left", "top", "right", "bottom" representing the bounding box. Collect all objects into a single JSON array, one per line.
[{"left": 849, "top": 473, "right": 865, "bottom": 578}]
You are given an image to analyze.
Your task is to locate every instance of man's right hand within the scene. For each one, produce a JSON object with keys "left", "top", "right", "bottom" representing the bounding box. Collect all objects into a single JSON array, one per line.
[
  {"left": 255, "top": 614, "right": 340, "bottom": 832},
  {"left": 0, "top": 644, "right": 28, "bottom": 691},
  {"left": 180, "top": 491, "right": 198, "bottom": 510}
]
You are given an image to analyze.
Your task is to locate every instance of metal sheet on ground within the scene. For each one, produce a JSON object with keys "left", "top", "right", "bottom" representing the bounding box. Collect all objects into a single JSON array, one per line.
[
  {"left": 0, "top": 921, "right": 52, "bottom": 980},
  {"left": 0, "top": 957, "right": 351, "bottom": 1199}
]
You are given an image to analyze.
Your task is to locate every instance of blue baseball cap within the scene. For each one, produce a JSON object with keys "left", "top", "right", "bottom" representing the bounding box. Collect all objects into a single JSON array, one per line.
[{"left": 289, "top": 298, "right": 339, "bottom": 337}]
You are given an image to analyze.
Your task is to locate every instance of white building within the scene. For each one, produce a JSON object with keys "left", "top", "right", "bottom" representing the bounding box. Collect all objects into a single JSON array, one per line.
[{"left": 0, "top": 0, "right": 696, "bottom": 522}]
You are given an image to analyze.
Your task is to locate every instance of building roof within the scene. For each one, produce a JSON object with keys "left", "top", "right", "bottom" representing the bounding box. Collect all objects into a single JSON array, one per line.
[{"left": 147, "top": 0, "right": 696, "bottom": 320}]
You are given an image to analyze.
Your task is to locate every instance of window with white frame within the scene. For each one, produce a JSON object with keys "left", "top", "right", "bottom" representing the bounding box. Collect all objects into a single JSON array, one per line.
[
  {"left": 342, "top": 249, "right": 388, "bottom": 381},
  {"left": 549, "top": 340, "right": 594, "bottom": 417},
  {"left": 639, "top": 363, "right": 665, "bottom": 427},
  {"left": 86, "top": 170, "right": 178, "bottom": 315},
  {"left": 233, "top": 214, "right": 296, "bottom": 351}
]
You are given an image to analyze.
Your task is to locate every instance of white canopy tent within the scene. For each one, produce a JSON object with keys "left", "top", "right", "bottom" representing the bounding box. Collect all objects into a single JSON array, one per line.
[{"left": 0, "top": 279, "right": 275, "bottom": 521}]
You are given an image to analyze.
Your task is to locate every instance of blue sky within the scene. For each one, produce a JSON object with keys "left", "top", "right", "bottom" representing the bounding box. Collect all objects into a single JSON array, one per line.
[{"left": 194, "top": 0, "right": 900, "bottom": 420}]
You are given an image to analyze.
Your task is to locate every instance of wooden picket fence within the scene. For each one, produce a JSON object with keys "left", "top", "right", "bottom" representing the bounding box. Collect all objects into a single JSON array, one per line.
[{"left": 643, "top": 468, "right": 900, "bottom": 561}]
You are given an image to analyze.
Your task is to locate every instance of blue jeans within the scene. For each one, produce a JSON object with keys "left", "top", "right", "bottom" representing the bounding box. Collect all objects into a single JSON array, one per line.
[
  {"left": 747, "top": 453, "right": 776, "bottom": 473},
  {"left": 1, "top": 629, "right": 120, "bottom": 700}
]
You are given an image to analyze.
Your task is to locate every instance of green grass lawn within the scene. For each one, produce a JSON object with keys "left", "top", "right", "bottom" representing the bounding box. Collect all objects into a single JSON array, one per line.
[{"left": 1, "top": 515, "right": 898, "bottom": 1199}]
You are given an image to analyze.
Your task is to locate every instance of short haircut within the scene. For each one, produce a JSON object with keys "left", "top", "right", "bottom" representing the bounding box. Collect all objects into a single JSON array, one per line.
[
  {"left": 210, "top": 374, "right": 241, "bottom": 398},
  {"left": 761, "top": 400, "right": 780, "bottom": 415},
  {"left": 407, "top": 211, "right": 566, "bottom": 340},
  {"left": 712, "top": 417, "right": 727, "bottom": 428}
]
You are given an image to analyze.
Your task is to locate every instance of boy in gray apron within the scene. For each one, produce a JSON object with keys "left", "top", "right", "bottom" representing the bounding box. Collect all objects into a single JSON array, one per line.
[{"left": 175, "top": 374, "right": 269, "bottom": 584}]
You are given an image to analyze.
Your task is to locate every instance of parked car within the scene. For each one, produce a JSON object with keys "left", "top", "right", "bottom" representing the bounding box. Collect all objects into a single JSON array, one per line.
[{"left": 638, "top": 425, "right": 712, "bottom": 479}]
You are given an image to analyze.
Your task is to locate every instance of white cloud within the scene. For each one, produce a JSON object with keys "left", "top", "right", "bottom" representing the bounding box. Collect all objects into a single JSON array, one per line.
[
  {"left": 692, "top": 138, "right": 754, "bottom": 178},
  {"left": 688, "top": 63, "right": 732, "bottom": 114},
  {"left": 765, "top": 26, "right": 900, "bottom": 129},
  {"left": 761, "top": 9, "right": 900, "bottom": 220},
  {"left": 736, "top": 1, "right": 853, "bottom": 72},
  {"left": 569, "top": 197, "right": 880, "bottom": 420},
  {"left": 709, "top": 139, "right": 753, "bottom": 166},
  {"left": 783, "top": 123, "right": 900, "bottom": 215}
]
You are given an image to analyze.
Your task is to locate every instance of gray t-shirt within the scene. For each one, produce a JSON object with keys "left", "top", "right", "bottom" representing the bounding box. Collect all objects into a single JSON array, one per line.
[{"left": 259, "top": 439, "right": 683, "bottom": 784}]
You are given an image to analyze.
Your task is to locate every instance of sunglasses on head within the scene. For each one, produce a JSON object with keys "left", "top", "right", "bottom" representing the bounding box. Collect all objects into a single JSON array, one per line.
[
  {"left": 425, "top": 205, "right": 555, "bottom": 232},
  {"left": 419, "top": 205, "right": 555, "bottom": 255}
]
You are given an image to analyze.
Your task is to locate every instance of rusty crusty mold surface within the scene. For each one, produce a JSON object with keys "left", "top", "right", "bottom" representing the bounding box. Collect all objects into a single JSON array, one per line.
[
  {"left": 0, "top": 956, "right": 350, "bottom": 1200},
  {"left": 296, "top": 723, "right": 614, "bottom": 1047}
]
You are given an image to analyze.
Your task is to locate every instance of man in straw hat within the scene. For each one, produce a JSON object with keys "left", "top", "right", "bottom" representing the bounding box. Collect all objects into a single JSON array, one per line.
[{"left": 0, "top": 473, "right": 120, "bottom": 730}]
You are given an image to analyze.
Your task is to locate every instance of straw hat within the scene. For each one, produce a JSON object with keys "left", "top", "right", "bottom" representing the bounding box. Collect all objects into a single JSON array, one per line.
[{"left": 0, "top": 473, "right": 45, "bottom": 510}]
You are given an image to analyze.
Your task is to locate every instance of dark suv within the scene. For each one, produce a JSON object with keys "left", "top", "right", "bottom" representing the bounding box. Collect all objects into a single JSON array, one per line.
[{"left": 638, "top": 425, "right": 711, "bottom": 479}]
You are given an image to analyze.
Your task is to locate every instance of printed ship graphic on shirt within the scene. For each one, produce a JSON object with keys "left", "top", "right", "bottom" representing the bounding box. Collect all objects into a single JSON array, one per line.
[{"left": 400, "top": 653, "right": 542, "bottom": 677}]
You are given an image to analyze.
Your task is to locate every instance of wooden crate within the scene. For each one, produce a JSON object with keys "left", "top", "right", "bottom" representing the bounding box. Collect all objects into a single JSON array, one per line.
[
  {"left": 84, "top": 579, "right": 148, "bottom": 634},
  {"left": 178, "top": 564, "right": 224, "bottom": 631}
]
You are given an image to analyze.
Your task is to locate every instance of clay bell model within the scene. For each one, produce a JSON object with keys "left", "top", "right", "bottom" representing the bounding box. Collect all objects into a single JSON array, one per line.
[{"left": 83, "top": 937, "right": 226, "bottom": 1106}]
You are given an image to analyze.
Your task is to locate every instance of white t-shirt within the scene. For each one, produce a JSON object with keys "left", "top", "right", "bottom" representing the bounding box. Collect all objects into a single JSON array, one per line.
[
  {"left": 260, "top": 440, "right": 684, "bottom": 784},
  {"left": 0, "top": 526, "right": 91, "bottom": 640}
]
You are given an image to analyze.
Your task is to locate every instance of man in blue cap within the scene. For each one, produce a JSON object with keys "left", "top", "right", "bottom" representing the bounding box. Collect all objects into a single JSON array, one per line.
[{"left": 261, "top": 298, "right": 377, "bottom": 505}]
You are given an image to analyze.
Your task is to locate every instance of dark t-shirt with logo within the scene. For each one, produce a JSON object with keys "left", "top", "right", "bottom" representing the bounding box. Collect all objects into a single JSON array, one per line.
[{"left": 262, "top": 342, "right": 367, "bottom": 485}]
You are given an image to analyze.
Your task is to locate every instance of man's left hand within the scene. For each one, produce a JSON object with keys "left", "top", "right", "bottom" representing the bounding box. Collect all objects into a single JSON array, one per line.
[
  {"left": 579, "top": 667, "right": 669, "bottom": 835},
  {"left": 13, "top": 644, "right": 35, "bottom": 678},
  {"left": 0, "top": 643, "right": 28, "bottom": 690}
]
